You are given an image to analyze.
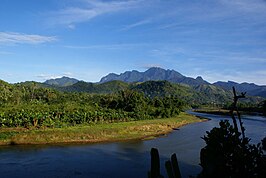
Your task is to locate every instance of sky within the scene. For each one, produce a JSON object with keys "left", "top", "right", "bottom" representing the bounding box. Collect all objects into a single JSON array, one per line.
[{"left": 0, "top": 0, "right": 266, "bottom": 85}]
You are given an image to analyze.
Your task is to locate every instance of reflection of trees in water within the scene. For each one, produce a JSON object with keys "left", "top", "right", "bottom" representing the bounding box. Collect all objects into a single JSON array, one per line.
[{"left": 116, "top": 140, "right": 145, "bottom": 153}]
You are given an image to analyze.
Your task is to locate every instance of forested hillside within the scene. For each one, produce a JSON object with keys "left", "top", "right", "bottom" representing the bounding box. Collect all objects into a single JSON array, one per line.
[
  {"left": 0, "top": 77, "right": 265, "bottom": 129},
  {"left": 0, "top": 80, "right": 184, "bottom": 128}
]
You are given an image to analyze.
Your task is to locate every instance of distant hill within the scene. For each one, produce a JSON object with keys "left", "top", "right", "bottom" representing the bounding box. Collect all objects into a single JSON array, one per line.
[
  {"left": 44, "top": 76, "right": 79, "bottom": 87},
  {"left": 0, "top": 77, "right": 263, "bottom": 107},
  {"left": 127, "top": 81, "right": 260, "bottom": 105},
  {"left": 99, "top": 67, "right": 266, "bottom": 98},
  {"left": 41, "top": 79, "right": 235, "bottom": 105},
  {"left": 132, "top": 80, "right": 192, "bottom": 98},
  {"left": 214, "top": 81, "right": 266, "bottom": 98},
  {"left": 57, "top": 80, "right": 130, "bottom": 94},
  {"left": 100, "top": 67, "right": 209, "bottom": 86}
]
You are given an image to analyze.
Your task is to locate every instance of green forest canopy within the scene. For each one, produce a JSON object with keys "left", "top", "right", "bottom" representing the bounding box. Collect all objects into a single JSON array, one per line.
[{"left": 0, "top": 79, "right": 265, "bottom": 128}]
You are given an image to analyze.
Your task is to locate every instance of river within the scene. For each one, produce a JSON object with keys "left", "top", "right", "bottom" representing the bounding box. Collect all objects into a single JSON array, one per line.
[{"left": 0, "top": 112, "right": 265, "bottom": 178}]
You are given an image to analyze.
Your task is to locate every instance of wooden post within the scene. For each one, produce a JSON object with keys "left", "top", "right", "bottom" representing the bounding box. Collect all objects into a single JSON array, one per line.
[{"left": 149, "top": 148, "right": 162, "bottom": 178}]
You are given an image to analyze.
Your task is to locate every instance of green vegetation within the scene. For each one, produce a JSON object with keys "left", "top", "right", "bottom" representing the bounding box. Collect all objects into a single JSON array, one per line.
[
  {"left": 0, "top": 80, "right": 186, "bottom": 129},
  {"left": 199, "top": 120, "right": 265, "bottom": 178},
  {"left": 0, "top": 78, "right": 207, "bottom": 145},
  {"left": 0, "top": 113, "right": 200, "bottom": 145},
  {"left": 56, "top": 80, "right": 264, "bottom": 108},
  {"left": 199, "top": 89, "right": 265, "bottom": 178},
  {"left": 0, "top": 77, "right": 264, "bottom": 145},
  {"left": 0, "top": 78, "right": 264, "bottom": 129}
]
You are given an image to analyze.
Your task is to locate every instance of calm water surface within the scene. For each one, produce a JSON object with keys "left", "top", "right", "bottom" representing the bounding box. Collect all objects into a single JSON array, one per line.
[{"left": 0, "top": 112, "right": 265, "bottom": 178}]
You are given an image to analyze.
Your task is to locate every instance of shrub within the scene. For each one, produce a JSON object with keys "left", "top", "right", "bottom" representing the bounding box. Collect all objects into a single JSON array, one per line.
[{"left": 199, "top": 120, "right": 265, "bottom": 178}]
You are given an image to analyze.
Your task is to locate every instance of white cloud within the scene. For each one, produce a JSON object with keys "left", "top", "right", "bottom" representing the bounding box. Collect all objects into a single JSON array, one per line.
[
  {"left": 67, "top": 24, "right": 76, "bottom": 30},
  {"left": 37, "top": 74, "right": 62, "bottom": 80},
  {"left": 0, "top": 32, "right": 57, "bottom": 45},
  {"left": 142, "top": 64, "right": 163, "bottom": 69},
  {"left": 48, "top": 0, "right": 143, "bottom": 27},
  {"left": 64, "top": 43, "right": 150, "bottom": 50},
  {"left": 120, "top": 19, "right": 151, "bottom": 31},
  {"left": 37, "top": 72, "right": 73, "bottom": 80},
  {"left": 62, "top": 72, "right": 74, "bottom": 77}
]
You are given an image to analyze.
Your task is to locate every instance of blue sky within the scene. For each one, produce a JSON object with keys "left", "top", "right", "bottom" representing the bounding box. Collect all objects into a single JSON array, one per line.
[{"left": 0, "top": 0, "right": 266, "bottom": 85}]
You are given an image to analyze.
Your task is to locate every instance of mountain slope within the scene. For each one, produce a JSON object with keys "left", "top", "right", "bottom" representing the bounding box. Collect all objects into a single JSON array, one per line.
[
  {"left": 214, "top": 81, "right": 266, "bottom": 98},
  {"left": 44, "top": 76, "right": 79, "bottom": 87},
  {"left": 58, "top": 80, "right": 130, "bottom": 94},
  {"left": 100, "top": 67, "right": 209, "bottom": 86}
]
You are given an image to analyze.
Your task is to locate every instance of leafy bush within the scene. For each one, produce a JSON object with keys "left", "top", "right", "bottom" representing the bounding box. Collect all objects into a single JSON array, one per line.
[
  {"left": 199, "top": 120, "right": 265, "bottom": 178},
  {"left": 0, "top": 86, "right": 185, "bottom": 128}
]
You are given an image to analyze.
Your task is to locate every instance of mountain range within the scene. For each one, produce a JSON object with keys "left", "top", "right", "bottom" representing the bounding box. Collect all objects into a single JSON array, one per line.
[
  {"left": 100, "top": 67, "right": 209, "bottom": 86},
  {"left": 45, "top": 67, "right": 265, "bottom": 98},
  {"left": 213, "top": 81, "right": 266, "bottom": 98}
]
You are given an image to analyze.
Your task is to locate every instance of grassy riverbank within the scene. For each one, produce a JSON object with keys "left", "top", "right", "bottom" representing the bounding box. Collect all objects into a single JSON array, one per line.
[
  {"left": 0, "top": 113, "right": 203, "bottom": 146},
  {"left": 194, "top": 108, "right": 265, "bottom": 116},
  {"left": 194, "top": 108, "right": 230, "bottom": 116}
]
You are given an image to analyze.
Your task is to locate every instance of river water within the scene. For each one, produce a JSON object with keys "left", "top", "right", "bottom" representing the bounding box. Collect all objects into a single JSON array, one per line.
[{"left": 0, "top": 112, "right": 265, "bottom": 178}]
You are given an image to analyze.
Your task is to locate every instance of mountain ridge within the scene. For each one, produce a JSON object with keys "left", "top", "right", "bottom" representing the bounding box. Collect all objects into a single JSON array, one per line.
[
  {"left": 213, "top": 81, "right": 266, "bottom": 98},
  {"left": 100, "top": 67, "right": 209, "bottom": 86},
  {"left": 38, "top": 67, "right": 266, "bottom": 98},
  {"left": 99, "top": 67, "right": 266, "bottom": 98},
  {"left": 44, "top": 76, "right": 79, "bottom": 87}
]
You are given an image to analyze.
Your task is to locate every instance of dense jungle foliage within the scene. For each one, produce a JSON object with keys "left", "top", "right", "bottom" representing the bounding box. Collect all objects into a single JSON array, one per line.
[
  {"left": 0, "top": 80, "right": 184, "bottom": 128},
  {"left": 1, "top": 79, "right": 265, "bottom": 128}
]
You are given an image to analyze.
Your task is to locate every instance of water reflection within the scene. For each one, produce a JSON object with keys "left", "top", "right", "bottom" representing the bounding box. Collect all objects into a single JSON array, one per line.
[{"left": 0, "top": 112, "right": 265, "bottom": 178}]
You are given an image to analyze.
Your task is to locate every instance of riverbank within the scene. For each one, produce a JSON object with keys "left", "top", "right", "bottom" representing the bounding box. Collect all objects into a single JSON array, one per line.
[
  {"left": 193, "top": 109, "right": 230, "bottom": 116},
  {"left": 0, "top": 113, "right": 204, "bottom": 146},
  {"left": 194, "top": 108, "right": 264, "bottom": 116}
]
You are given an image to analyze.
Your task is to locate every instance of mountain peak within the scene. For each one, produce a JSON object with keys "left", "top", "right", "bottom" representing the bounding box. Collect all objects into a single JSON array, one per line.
[
  {"left": 99, "top": 67, "right": 208, "bottom": 86},
  {"left": 146, "top": 66, "right": 164, "bottom": 71},
  {"left": 196, "top": 76, "right": 204, "bottom": 81}
]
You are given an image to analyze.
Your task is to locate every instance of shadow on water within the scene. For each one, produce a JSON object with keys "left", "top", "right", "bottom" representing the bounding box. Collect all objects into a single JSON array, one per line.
[
  {"left": 0, "top": 141, "right": 200, "bottom": 178},
  {"left": 0, "top": 112, "right": 265, "bottom": 178}
]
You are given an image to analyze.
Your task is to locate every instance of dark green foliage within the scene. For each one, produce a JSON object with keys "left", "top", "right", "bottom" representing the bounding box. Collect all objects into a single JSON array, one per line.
[
  {"left": 57, "top": 80, "right": 129, "bottom": 94},
  {"left": 131, "top": 80, "right": 243, "bottom": 107},
  {"left": 20, "top": 78, "right": 264, "bottom": 108},
  {"left": 199, "top": 120, "right": 265, "bottom": 178},
  {"left": 222, "top": 99, "right": 266, "bottom": 114},
  {"left": 0, "top": 78, "right": 263, "bottom": 129},
  {"left": 63, "top": 81, "right": 95, "bottom": 92},
  {"left": 132, "top": 81, "right": 177, "bottom": 98},
  {"left": 199, "top": 87, "right": 266, "bottom": 178},
  {"left": 0, "top": 80, "right": 185, "bottom": 128}
]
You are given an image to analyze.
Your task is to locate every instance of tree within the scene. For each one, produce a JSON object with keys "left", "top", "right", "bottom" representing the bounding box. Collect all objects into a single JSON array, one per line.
[
  {"left": 199, "top": 120, "right": 264, "bottom": 178},
  {"left": 199, "top": 87, "right": 265, "bottom": 178}
]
